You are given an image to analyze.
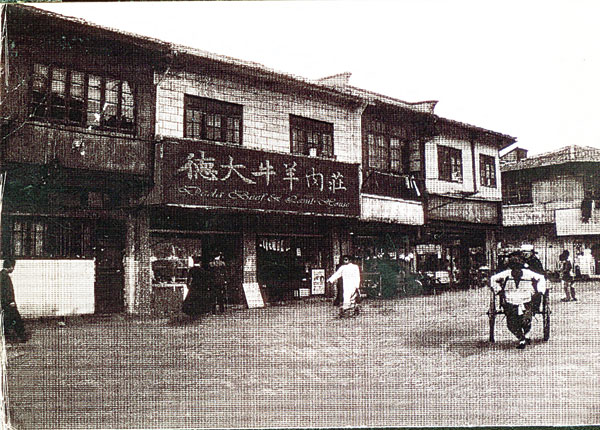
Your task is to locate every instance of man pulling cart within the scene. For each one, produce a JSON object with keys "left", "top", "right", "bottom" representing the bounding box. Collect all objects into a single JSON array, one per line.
[{"left": 489, "top": 253, "right": 548, "bottom": 349}]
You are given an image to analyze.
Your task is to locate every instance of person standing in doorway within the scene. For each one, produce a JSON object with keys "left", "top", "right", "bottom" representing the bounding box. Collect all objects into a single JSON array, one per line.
[
  {"left": 1, "top": 258, "right": 27, "bottom": 343},
  {"left": 208, "top": 252, "right": 227, "bottom": 314},
  {"left": 182, "top": 256, "right": 209, "bottom": 318},
  {"left": 327, "top": 255, "right": 361, "bottom": 318},
  {"left": 559, "top": 250, "right": 577, "bottom": 302}
]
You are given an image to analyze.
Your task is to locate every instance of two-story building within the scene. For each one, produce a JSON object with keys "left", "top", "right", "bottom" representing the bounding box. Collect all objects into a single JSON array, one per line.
[
  {"left": 0, "top": 5, "right": 169, "bottom": 317},
  {"left": 420, "top": 117, "right": 515, "bottom": 286},
  {"left": 501, "top": 145, "right": 600, "bottom": 276},
  {"left": 146, "top": 47, "right": 366, "bottom": 307},
  {"left": 1, "top": 4, "right": 516, "bottom": 316}
]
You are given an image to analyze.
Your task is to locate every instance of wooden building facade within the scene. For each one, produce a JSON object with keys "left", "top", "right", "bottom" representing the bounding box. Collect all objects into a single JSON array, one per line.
[
  {"left": 501, "top": 145, "right": 600, "bottom": 276},
  {"left": 1, "top": 5, "right": 515, "bottom": 316}
]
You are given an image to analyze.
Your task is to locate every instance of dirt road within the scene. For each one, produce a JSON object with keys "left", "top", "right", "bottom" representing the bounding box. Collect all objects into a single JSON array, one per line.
[{"left": 5, "top": 280, "right": 600, "bottom": 429}]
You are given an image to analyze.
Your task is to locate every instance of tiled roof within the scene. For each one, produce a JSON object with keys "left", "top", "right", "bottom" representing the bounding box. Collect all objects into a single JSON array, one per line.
[{"left": 501, "top": 145, "right": 600, "bottom": 172}]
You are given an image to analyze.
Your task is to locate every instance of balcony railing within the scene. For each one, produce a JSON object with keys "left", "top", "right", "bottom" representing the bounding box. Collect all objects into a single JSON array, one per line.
[
  {"left": 2, "top": 122, "right": 152, "bottom": 177},
  {"left": 361, "top": 170, "right": 423, "bottom": 201}
]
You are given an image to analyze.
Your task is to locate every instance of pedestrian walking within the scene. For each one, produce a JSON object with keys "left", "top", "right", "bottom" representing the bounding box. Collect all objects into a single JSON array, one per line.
[
  {"left": 559, "top": 250, "right": 577, "bottom": 302},
  {"left": 490, "top": 254, "right": 546, "bottom": 349},
  {"left": 208, "top": 251, "right": 227, "bottom": 314},
  {"left": 1, "top": 258, "right": 27, "bottom": 343},
  {"left": 327, "top": 255, "right": 361, "bottom": 318},
  {"left": 182, "top": 256, "right": 209, "bottom": 318}
]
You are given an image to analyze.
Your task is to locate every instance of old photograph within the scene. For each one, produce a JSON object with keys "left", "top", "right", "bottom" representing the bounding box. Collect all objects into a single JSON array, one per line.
[{"left": 0, "top": 1, "right": 599, "bottom": 428}]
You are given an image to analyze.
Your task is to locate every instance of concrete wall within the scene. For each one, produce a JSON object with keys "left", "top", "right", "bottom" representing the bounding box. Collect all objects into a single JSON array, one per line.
[
  {"left": 155, "top": 70, "right": 362, "bottom": 164},
  {"left": 6, "top": 260, "right": 95, "bottom": 318}
]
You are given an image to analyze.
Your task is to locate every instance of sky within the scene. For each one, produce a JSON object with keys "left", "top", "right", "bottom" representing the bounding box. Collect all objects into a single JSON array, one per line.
[{"left": 32, "top": 0, "right": 600, "bottom": 155}]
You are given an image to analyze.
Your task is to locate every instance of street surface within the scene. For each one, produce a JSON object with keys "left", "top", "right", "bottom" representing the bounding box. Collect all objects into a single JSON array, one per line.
[{"left": 4, "top": 280, "right": 600, "bottom": 429}]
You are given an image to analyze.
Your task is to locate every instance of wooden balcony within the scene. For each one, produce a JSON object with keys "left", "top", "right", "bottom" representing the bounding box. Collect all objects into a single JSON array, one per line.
[
  {"left": 2, "top": 121, "right": 152, "bottom": 177},
  {"left": 361, "top": 170, "right": 424, "bottom": 201}
]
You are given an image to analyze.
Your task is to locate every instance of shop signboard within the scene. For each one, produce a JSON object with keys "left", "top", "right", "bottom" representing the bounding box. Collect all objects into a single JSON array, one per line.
[
  {"left": 311, "top": 268, "right": 326, "bottom": 295},
  {"left": 427, "top": 196, "right": 498, "bottom": 224},
  {"left": 157, "top": 140, "right": 360, "bottom": 216},
  {"left": 242, "top": 282, "right": 265, "bottom": 308}
]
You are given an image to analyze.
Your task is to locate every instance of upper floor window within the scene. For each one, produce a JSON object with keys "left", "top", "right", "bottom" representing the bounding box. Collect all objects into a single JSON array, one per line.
[
  {"left": 502, "top": 173, "right": 533, "bottom": 204},
  {"left": 290, "top": 115, "right": 333, "bottom": 157},
  {"left": 479, "top": 154, "right": 497, "bottom": 187},
  {"left": 30, "top": 63, "right": 135, "bottom": 133},
  {"left": 185, "top": 96, "right": 242, "bottom": 144},
  {"left": 365, "top": 120, "right": 410, "bottom": 173},
  {"left": 438, "top": 145, "right": 463, "bottom": 182}
]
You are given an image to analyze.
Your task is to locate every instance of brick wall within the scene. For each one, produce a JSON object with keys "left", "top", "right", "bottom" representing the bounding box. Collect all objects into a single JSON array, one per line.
[{"left": 155, "top": 70, "right": 362, "bottom": 164}]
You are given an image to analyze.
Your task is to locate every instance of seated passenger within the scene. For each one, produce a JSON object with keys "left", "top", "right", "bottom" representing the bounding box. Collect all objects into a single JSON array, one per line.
[{"left": 490, "top": 254, "right": 546, "bottom": 349}]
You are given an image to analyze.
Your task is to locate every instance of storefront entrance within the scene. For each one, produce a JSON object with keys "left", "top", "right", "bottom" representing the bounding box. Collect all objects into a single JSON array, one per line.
[
  {"left": 149, "top": 232, "right": 243, "bottom": 306},
  {"left": 256, "top": 234, "right": 325, "bottom": 302}
]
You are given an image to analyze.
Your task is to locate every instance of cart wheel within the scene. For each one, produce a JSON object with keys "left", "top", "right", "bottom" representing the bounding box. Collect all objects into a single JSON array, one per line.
[
  {"left": 488, "top": 291, "right": 496, "bottom": 343},
  {"left": 542, "top": 292, "right": 551, "bottom": 341}
]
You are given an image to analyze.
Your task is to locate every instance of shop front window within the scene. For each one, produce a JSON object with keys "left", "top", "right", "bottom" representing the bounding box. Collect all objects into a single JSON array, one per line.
[{"left": 149, "top": 235, "right": 202, "bottom": 284}]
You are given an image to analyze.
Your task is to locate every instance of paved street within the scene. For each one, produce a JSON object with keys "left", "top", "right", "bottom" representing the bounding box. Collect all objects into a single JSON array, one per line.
[{"left": 5, "top": 280, "right": 600, "bottom": 429}]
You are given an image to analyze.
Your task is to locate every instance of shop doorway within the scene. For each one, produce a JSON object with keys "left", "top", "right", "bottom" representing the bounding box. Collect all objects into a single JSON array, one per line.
[
  {"left": 94, "top": 220, "right": 125, "bottom": 314},
  {"left": 256, "top": 235, "right": 324, "bottom": 302},
  {"left": 149, "top": 232, "right": 243, "bottom": 305}
]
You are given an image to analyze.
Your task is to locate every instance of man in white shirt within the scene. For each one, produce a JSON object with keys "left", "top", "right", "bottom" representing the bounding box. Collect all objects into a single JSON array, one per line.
[
  {"left": 327, "top": 255, "right": 361, "bottom": 317},
  {"left": 490, "top": 254, "right": 547, "bottom": 349}
]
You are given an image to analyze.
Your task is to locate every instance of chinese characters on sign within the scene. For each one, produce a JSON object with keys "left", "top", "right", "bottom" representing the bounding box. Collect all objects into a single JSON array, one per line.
[
  {"left": 161, "top": 141, "right": 359, "bottom": 216},
  {"left": 177, "top": 152, "right": 349, "bottom": 193}
]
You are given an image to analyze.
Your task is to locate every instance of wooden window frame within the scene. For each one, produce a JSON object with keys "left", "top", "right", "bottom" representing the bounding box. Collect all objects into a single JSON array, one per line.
[
  {"left": 479, "top": 154, "right": 497, "bottom": 188},
  {"left": 365, "top": 119, "right": 410, "bottom": 173},
  {"left": 290, "top": 114, "right": 334, "bottom": 158},
  {"left": 438, "top": 145, "right": 463, "bottom": 182},
  {"left": 184, "top": 95, "right": 243, "bottom": 145},
  {"left": 29, "top": 63, "right": 136, "bottom": 134},
  {"left": 2, "top": 217, "right": 93, "bottom": 259},
  {"left": 503, "top": 173, "right": 533, "bottom": 204}
]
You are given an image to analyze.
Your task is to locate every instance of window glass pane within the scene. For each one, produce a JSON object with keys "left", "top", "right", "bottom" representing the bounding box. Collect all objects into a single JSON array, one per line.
[
  {"left": 185, "top": 108, "right": 202, "bottom": 138},
  {"left": 86, "top": 75, "right": 102, "bottom": 127},
  {"left": 390, "top": 137, "right": 402, "bottom": 171},
  {"left": 322, "top": 134, "right": 332, "bottom": 157},
  {"left": 105, "top": 79, "right": 119, "bottom": 100},
  {"left": 70, "top": 71, "right": 85, "bottom": 100},
  {"left": 51, "top": 68, "right": 66, "bottom": 95},
  {"left": 368, "top": 134, "right": 376, "bottom": 168},
  {"left": 32, "top": 64, "right": 49, "bottom": 91},
  {"left": 88, "top": 75, "right": 102, "bottom": 90}
]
